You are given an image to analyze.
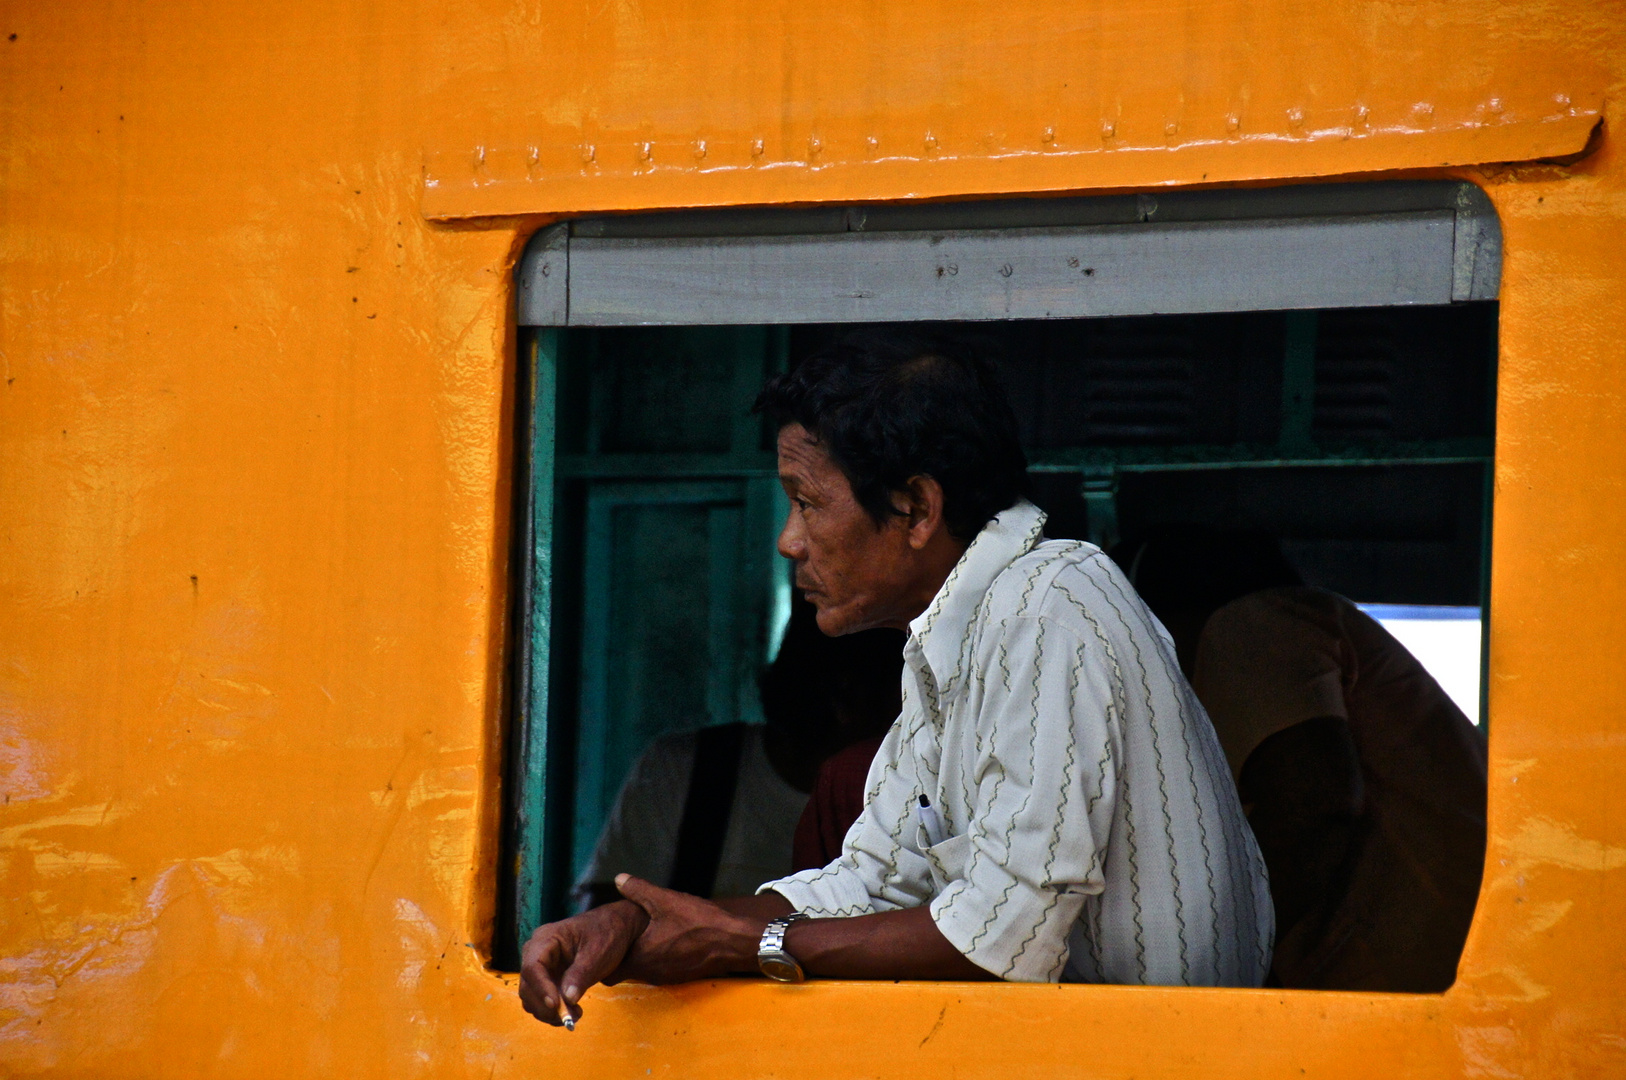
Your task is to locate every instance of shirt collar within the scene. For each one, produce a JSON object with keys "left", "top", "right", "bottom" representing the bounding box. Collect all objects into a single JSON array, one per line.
[{"left": 907, "top": 499, "right": 1048, "bottom": 685}]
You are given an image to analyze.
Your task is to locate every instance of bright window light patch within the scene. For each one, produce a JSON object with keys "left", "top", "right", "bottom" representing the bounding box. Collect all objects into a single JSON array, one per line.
[{"left": 1357, "top": 604, "right": 1483, "bottom": 725}]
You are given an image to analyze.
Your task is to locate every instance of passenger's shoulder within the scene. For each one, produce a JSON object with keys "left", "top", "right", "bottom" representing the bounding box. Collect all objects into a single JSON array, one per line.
[
  {"left": 631, "top": 726, "right": 704, "bottom": 772},
  {"left": 1201, "top": 587, "right": 1356, "bottom": 661},
  {"left": 1211, "top": 586, "right": 1353, "bottom": 630},
  {"left": 989, "top": 539, "right": 1128, "bottom": 619}
]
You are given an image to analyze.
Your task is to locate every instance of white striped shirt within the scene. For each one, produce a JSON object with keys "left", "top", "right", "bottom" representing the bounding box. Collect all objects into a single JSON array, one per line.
[{"left": 761, "top": 500, "right": 1273, "bottom": 985}]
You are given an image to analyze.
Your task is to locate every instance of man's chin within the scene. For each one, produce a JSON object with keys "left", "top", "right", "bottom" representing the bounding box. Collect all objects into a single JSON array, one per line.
[{"left": 812, "top": 602, "right": 867, "bottom": 637}]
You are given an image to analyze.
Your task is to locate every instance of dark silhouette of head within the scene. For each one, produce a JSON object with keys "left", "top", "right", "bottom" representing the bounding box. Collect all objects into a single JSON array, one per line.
[
  {"left": 758, "top": 594, "right": 905, "bottom": 790},
  {"left": 1111, "top": 524, "right": 1303, "bottom": 674}
]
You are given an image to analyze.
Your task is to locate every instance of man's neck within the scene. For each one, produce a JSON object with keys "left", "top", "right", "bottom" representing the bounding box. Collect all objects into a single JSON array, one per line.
[{"left": 879, "top": 533, "right": 970, "bottom": 631}]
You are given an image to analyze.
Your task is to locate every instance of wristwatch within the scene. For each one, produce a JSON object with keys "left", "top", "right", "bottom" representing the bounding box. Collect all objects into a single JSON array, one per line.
[{"left": 757, "top": 912, "right": 809, "bottom": 983}]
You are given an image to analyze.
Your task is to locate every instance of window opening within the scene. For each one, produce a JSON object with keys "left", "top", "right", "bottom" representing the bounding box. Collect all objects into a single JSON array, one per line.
[{"left": 496, "top": 182, "right": 1498, "bottom": 979}]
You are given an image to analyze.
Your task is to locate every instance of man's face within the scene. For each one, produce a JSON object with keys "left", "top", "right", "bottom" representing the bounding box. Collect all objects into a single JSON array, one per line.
[{"left": 775, "top": 424, "right": 916, "bottom": 636}]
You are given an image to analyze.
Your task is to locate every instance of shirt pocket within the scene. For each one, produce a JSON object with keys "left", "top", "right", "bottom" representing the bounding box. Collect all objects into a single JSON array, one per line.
[{"left": 922, "top": 833, "right": 971, "bottom": 895}]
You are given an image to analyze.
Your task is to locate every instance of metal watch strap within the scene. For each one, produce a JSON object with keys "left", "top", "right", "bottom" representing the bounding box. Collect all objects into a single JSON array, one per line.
[
  {"left": 759, "top": 911, "right": 808, "bottom": 954},
  {"left": 758, "top": 911, "right": 809, "bottom": 982}
]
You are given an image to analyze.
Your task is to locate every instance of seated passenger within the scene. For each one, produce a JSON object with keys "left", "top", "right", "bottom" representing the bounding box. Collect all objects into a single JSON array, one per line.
[
  {"left": 574, "top": 597, "right": 905, "bottom": 909},
  {"left": 519, "top": 330, "right": 1272, "bottom": 1028},
  {"left": 790, "top": 733, "right": 887, "bottom": 872},
  {"left": 780, "top": 610, "right": 905, "bottom": 873},
  {"left": 1116, "top": 527, "right": 1488, "bottom": 992}
]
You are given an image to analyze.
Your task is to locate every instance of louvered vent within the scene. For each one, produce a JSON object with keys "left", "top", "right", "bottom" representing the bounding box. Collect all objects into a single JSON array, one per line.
[
  {"left": 1315, "top": 312, "right": 1397, "bottom": 441},
  {"left": 1076, "top": 328, "right": 1199, "bottom": 443}
]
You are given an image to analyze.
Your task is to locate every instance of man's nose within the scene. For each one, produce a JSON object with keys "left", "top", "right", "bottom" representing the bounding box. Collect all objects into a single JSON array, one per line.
[{"left": 777, "top": 513, "right": 804, "bottom": 560}]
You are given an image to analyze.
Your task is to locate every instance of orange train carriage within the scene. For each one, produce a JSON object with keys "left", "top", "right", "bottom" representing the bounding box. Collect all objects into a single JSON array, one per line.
[{"left": 1, "top": 2, "right": 1624, "bottom": 1077}]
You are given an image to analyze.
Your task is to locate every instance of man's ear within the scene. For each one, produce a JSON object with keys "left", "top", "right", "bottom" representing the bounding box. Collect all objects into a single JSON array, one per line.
[{"left": 896, "top": 475, "right": 948, "bottom": 551}]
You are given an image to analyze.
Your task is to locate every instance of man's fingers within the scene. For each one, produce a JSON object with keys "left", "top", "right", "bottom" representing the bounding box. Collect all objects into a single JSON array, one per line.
[
  {"left": 519, "top": 930, "right": 573, "bottom": 1025},
  {"left": 519, "top": 974, "right": 566, "bottom": 1026},
  {"left": 614, "top": 872, "right": 663, "bottom": 913},
  {"left": 559, "top": 931, "right": 624, "bottom": 1006},
  {"left": 521, "top": 961, "right": 564, "bottom": 1016},
  {"left": 522, "top": 937, "right": 567, "bottom": 1002}
]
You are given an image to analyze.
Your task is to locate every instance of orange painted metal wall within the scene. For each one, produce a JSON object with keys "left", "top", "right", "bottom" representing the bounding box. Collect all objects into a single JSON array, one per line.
[{"left": 1, "top": 1, "right": 1623, "bottom": 1076}]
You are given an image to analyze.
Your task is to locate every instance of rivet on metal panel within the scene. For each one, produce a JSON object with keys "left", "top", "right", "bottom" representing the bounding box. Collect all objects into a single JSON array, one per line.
[
  {"left": 473, "top": 145, "right": 488, "bottom": 184},
  {"left": 1287, "top": 107, "right": 1305, "bottom": 129},
  {"left": 1225, "top": 113, "right": 1240, "bottom": 132},
  {"left": 1164, "top": 119, "right": 1179, "bottom": 136},
  {"left": 924, "top": 132, "right": 939, "bottom": 154},
  {"left": 808, "top": 135, "right": 822, "bottom": 158},
  {"left": 1354, "top": 105, "right": 1370, "bottom": 129},
  {"left": 1041, "top": 126, "right": 1056, "bottom": 144},
  {"left": 581, "top": 143, "right": 596, "bottom": 164},
  {"left": 693, "top": 140, "right": 707, "bottom": 161},
  {"left": 750, "top": 138, "right": 765, "bottom": 159},
  {"left": 1414, "top": 102, "right": 1434, "bottom": 121},
  {"left": 864, "top": 135, "right": 879, "bottom": 155},
  {"left": 1101, "top": 120, "right": 1116, "bottom": 140},
  {"left": 1487, "top": 98, "right": 1505, "bottom": 115},
  {"left": 1554, "top": 92, "right": 1573, "bottom": 114},
  {"left": 638, "top": 142, "right": 652, "bottom": 162}
]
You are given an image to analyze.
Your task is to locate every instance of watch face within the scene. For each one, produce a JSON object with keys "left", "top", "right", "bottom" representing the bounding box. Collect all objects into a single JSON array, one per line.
[{"left": 759, "top": 953, "right": 804, "bottom": 984}]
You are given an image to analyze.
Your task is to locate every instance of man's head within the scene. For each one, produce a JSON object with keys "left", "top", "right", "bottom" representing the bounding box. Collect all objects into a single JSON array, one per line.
[
  {"left": 1111, "top": 525, "right": 1303, "bottom": 674},
  {"left": 754, "top": 329, "right": 1029, "bottom": 635}
]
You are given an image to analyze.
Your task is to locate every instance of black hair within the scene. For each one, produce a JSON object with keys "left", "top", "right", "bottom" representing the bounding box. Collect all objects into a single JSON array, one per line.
[
  {"left": 753, "top": 328, "right": 1031, "bottom": 542},
  {"left": 1110, "top": 525, "right": 1304, "bottom": 619}
]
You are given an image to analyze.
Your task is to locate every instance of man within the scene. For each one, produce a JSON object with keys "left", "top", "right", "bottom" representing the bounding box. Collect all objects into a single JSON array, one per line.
[
  {"left": 1116, "top": 527, "right": 1487, "bottom": 992},
  {"left": 520, "top": 332, "right": 1272, "bottom": 1027}
]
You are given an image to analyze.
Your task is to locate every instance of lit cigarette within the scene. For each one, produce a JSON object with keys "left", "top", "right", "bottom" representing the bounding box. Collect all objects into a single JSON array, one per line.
[{"left": 557, "top": 999, "right": 576, "bottom": 1031}]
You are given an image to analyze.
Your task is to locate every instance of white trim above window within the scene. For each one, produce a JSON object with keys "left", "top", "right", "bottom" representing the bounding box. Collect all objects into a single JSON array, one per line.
[{"left": 517, "top": 181, "right": 1500, "bottom": 327}]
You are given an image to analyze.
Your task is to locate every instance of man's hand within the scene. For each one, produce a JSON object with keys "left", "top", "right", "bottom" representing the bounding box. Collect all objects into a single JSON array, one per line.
[
  {"left": 612, "top": 874, "right": 768, "bottom": 984},
  {"left": 518, "top": 898, "right": 649, "bottom": 1027}
]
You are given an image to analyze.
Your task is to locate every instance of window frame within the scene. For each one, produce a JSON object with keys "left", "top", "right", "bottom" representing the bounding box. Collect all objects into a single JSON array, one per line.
[{"left": 505, "top": 180, "right": 1502, "bottom": 951}]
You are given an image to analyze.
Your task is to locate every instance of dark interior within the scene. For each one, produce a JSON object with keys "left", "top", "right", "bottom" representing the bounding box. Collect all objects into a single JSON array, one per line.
[{"left": 493, "top": 300, "right": 1496, "bottom": 964}]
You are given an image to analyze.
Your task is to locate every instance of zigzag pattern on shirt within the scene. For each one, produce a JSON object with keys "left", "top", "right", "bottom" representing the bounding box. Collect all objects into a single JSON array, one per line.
[
  {"left": 783, "top": 852, "right": 876, "bottom": 918},
  {"left": 963, "top": 617, "right": 1048, "bottom": 965},
  {"left": 1048, "top": 579, "right": 1125, "bottom": 823},
  {"left": 1100, "top": 567, "right": 1219, "bottom": 982},
  {"left": 877, "top": 766, "right": 928, "bottom": 903},
  {"left": 1005, "top": 622, "right": 1085, "bottom": 980},
  {"left": 1085, "top": 566, "right": 1191, "bottom": 983}
]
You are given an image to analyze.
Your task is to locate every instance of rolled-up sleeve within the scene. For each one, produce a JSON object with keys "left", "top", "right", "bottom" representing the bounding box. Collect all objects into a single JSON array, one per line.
[
  {"left": 758, "top": 720, "right": 936, "bottom": 917},
  {"left": 930, "top": 615, "right": 1121, "bottom": 982}
]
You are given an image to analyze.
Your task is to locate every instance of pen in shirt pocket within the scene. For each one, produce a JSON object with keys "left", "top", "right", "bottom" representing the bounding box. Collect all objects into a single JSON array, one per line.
[{"left": 916, "top": 793, "right": 948, "bottom": 848}]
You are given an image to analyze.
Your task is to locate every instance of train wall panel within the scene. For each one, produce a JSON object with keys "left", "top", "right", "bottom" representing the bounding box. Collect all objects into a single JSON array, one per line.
[{"left": 0, "top": 1, "right": 1623, "bottom": 1077}]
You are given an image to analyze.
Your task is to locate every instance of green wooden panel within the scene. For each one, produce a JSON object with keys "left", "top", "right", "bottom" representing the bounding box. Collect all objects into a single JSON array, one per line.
[
  {"left": 560, "top": 327, "right": 787, "bottom": 888},
  {"left": 570, "top": 483, "right": 777, "bottom": 881},
  {"left": 514, "top": 328, "right": 558, "bottom": 941},
  {"left": 590, "top": 327, "right": 770, "bottom": 454}
]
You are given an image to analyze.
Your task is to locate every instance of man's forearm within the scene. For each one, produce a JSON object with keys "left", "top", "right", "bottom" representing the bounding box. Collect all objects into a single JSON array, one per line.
[
  {"left": 791, "top": 905, "right": 997, "bottom": 980},
  {"left": 708, "top": 897, "right": 996, "bottom": 982},
  {"left": 715, "top": 892, "right": 795, "bottom": 920}
]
